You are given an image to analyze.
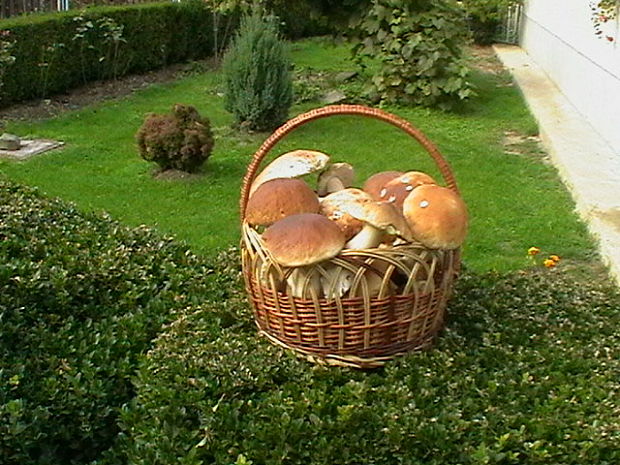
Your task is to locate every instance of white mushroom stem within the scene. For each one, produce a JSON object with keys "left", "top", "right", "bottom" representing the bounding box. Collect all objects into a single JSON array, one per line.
[
  {"left": 345, "top": 224, "right": 384, "bottom": 249},
  {"left": 318, "top": 176, "right": 347, "bottom": 196},
  {"left": 320, "top": 265, "right": 353, "bottom": 299},
  {"left": 286, "top": 267, "right": 322, "bottom": 299}
]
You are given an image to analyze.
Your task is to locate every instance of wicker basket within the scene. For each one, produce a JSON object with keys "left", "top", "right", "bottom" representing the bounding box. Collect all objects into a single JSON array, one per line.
[{"left": 240, "top": 105, "right": 462, "bottom": 369}]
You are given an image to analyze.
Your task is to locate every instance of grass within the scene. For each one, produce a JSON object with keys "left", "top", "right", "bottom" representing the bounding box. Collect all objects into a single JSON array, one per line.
[{"left": 0, "top": 37, "right": 598, "bottom": 273}]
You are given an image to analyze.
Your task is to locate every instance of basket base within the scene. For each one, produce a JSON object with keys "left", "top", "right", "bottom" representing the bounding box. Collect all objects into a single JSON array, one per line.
[{"left": 259, "top": 328, "right": 437, "bottom": 369}]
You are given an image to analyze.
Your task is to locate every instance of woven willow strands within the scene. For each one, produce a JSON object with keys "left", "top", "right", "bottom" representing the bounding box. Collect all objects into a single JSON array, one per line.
[{"left": 240, "top": 105, "right": 462, "bottom": 368}]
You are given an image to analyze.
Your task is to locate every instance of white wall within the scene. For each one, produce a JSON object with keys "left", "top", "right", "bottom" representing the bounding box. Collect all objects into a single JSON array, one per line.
[{"left": 520, "top": 0, "right": 620, "bottom": 154}]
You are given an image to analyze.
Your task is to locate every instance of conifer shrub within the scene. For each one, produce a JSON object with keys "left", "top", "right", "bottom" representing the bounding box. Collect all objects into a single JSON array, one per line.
[
  {"left": 221, "top": 9, "right": 293, "bottom": 132},
  {"left": 136, "top": 103, "right": 214, "bottom": 173}
]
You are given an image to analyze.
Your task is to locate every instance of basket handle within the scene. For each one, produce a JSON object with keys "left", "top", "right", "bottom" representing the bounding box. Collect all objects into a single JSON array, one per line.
[{"left": 240, "top": 104, "right": 459, "bottom": 222}]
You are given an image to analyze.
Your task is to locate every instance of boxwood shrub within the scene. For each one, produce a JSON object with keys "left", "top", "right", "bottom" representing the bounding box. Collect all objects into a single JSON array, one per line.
[
  {"left": 112, "top": 264, "right": 620, "bottom": 464},
  {"left": 0, "top": 1, "right": 332, "bottom": 107},
  {"left": 0, "top": 2, "right": 228, "bottom": 106},
  {"left": 0, "top": 179, "right": 238, "bottom": 465}
]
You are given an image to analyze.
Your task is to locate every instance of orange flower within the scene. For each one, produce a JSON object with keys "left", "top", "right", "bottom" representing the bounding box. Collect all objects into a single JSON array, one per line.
[
  {"left": 549, "top": 254, "right": 561, "bottom": 263},
  {"left": 543, "top": 258, "right": 557, "bottom": 268},
  {"left": 527, "top": 246, "right": 541, "bottom": 256}
]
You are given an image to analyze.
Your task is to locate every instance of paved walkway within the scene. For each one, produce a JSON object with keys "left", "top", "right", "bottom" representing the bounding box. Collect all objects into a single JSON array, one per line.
[{"left": 493, "top": 44, "right": 620, "bottom": 286}]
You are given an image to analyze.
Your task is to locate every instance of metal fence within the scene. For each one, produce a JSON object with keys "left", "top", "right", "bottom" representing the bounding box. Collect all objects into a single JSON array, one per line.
[
  {"left": 497, "top": 2, "right": 523, "bottom": 45},
  {"left": 1, "top": 0, "right": 56, "bottom": 18},
  {"left": 0, "top": 0, "right": 157, "bottom": 19}
]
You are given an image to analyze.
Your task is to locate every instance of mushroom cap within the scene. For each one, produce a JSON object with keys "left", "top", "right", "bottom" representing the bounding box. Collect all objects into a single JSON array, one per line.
[
  {"left": 402, "top": 184, "right": 468, "bottom": 249},
  {"left": 363, "top": 170, "right": 404, "bottom": 200},
  {"left": 378, "top": 171, "right": 437, "bottom": 211},
  {"left": 249, "top": 149, "right": 330, "bottom": 195},
  {"left": 246, "top": 178, "right": 320, "bottom": 227},
  {"left": 262, "top": 213, "right": 346, "bottom": 267},
  {"left": 331, "top": 188, "right": 412, "bottom": 241},
  {"left": 317, "top": 162, "right": 355, "bottom": 196},
  {"left": 319, "top": 189, "right": 366, "bottom": 240}
]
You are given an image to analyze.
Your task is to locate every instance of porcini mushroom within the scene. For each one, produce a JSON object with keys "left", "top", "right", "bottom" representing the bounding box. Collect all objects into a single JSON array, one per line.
[
  {"left": 378, "top": 171, "right": 437, "bottom": 211},
  {"left": 250, "top": 149, "right": 330, "bottom": 196},
  {"left": 245, "top": 178, "right": 320, "bottom": 228},
  {"left": 262, "top": 213, "right": 345, "bottom": 298},
  {"left": 317, "top": 162, "right": 355, "bottom": 196},
  {"left": 319, "top": 189, "right": 366, "bottom": 241},
  {"left": 328, "top": 188, "right": 412, "bottom": 249},
  {"left": 321, "top": 259, "right": 395, "bottom": 300},
  {"left": 363, "top": 170, "right": 404, "bottom": 200},
  {"left": 402, "top": 184, "right": 468, "bottom": 249}
]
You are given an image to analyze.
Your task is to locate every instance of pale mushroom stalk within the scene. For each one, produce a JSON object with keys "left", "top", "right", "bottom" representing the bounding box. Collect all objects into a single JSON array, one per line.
[
  {"left": 287, "top": 267, "right": 322, "bottom": 298},
  {"left": 316, "top": 162, "right": 355, "bottom": 196},
  {"left": 324, "top": 176, "right": 346, "bottom": 194},
  {"left": 320, "top": 265, "right": 353, "bottom": 299},
  {"left": 345, "top": 224, "right": 384, "bottom": 249}
]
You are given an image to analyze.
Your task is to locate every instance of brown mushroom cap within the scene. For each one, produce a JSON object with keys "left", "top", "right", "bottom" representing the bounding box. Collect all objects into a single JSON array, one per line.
[
  {"left": 402, "top": 184, "right": 468, "bottom": 250},
  {"left": 378, "top": 171, "right": 437, "bottom": 211},
  {"left": 326, "top": 188, "right": 413, "bottom": 248},
  {"left": 262, "top": 213, "right": 345, "bottom": 267},
  {"left": 246, "top": 178, "right": 319, "bottom": 227},
  {"left": 363, "top": 170, "right": 404, "bottom": 200},
  {"left": 249, "top": 149, "right": 330, "bottom": 195}
]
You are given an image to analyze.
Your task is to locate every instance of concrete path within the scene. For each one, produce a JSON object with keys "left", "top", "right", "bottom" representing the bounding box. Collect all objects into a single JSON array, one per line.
[{"left": 493, "top": 44, "right": 620, "bottom": 285}]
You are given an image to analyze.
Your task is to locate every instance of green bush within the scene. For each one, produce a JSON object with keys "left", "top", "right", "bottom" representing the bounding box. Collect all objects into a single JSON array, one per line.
[
  {"left": 352, "top": 0, "right": 474, "bottom": 110},
  {"left": 0, "top": 2, "right": 225, "bottom": 106},
  {"left": 0, "top": 0, "right": 334, "bottom": 108},
  {"left": 221, "top": 9, "right": 293, "bottom": 131},
  {"left": 0, "top": 179, "right": 227, "bottom": 465},
  {"left": 110, "top": 264, "right": 620, "bottom": 465},
  {"left": 460, "top": 0, "right": 517, "bottom": 45},
  {"left": 136, "top": 103, "right": 215, "bottom": 173}
]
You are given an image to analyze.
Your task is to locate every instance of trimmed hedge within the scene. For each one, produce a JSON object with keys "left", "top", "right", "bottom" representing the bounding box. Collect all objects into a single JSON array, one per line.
[
  {"left": 0, "top": 1, "right": 332, "bottom": 108},
  {"left": 0, "top": 179, "right": 234, "bottom": 465},
  {"left": 0, "top": 2, "right": 227, "bottom": 106},
  {"left": 112, "top": 265, "right": 620, "bottom": 464}
]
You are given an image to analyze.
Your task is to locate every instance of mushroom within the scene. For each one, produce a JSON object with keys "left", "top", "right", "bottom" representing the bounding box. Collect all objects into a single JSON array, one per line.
[
  {"left": 319, "top": 189, "right": 366, "bottom": 241},
  {"left": 317, "top": 162, "right": 355, "bottom": 196},
  {"left": 363, "top": 170, "right": 404, "bottom": 200},
  {"left": 402, "top": 184, "right": 468, "bottom": 249},
  {"left": 321, "top": 259, "right": 395, "bottom": 300},
  {"left": 320, "top": 266, "right": 354, "bottom": 299},
  {"left": 245, "top": 178, "right": 320, "bottom": 228},
  {"left": 249, "top": 149, "right": 330, "bottom": 196},
  {"left": 327, "top": 188, "right": 412, "bottom": 249},
  {"left": 261, "top": 213, "right": 345, "bottom": 298},
  {"left": 348, "top": 260, "right": 396, "bottom": 298},
  {"left": 377, "top": 171, "right": 437, "bottom": 211}
]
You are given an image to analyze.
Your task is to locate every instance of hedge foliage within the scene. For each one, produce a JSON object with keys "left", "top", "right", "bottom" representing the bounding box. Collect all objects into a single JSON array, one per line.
[
  {"left": 2, "top": 176, "right": 620, "bottom": 465},
  {"left": 0, "top": 0, "right": 334, "bottom": 108},
  {"left": 0, "top": 179, "right": 230, "bottom": 465},
  {"left": 352, "top": 0, "right": 474, "bottom": 110},
  {"left": 0, "top": 1, "right": 224, "bottom": 106},
  {"left": 112, "top": 264, "right": 620, "bottom": 464}
]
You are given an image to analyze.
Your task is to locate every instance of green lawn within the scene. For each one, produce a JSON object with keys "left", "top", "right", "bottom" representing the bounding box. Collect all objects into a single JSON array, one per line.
[{"left": 0, "top": 37, "right": 597, "bottom": 272}]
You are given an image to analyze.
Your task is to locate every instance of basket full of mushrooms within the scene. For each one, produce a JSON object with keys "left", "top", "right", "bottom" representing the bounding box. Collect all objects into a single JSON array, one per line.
[{"left": 240, "top": 105, "right": 467, "bottom": 368}]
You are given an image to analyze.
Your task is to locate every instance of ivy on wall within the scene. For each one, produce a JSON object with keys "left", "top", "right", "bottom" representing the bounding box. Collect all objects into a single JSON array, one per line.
[{"left": 590, "top": 0, "right": 618, "bottom": 42}]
